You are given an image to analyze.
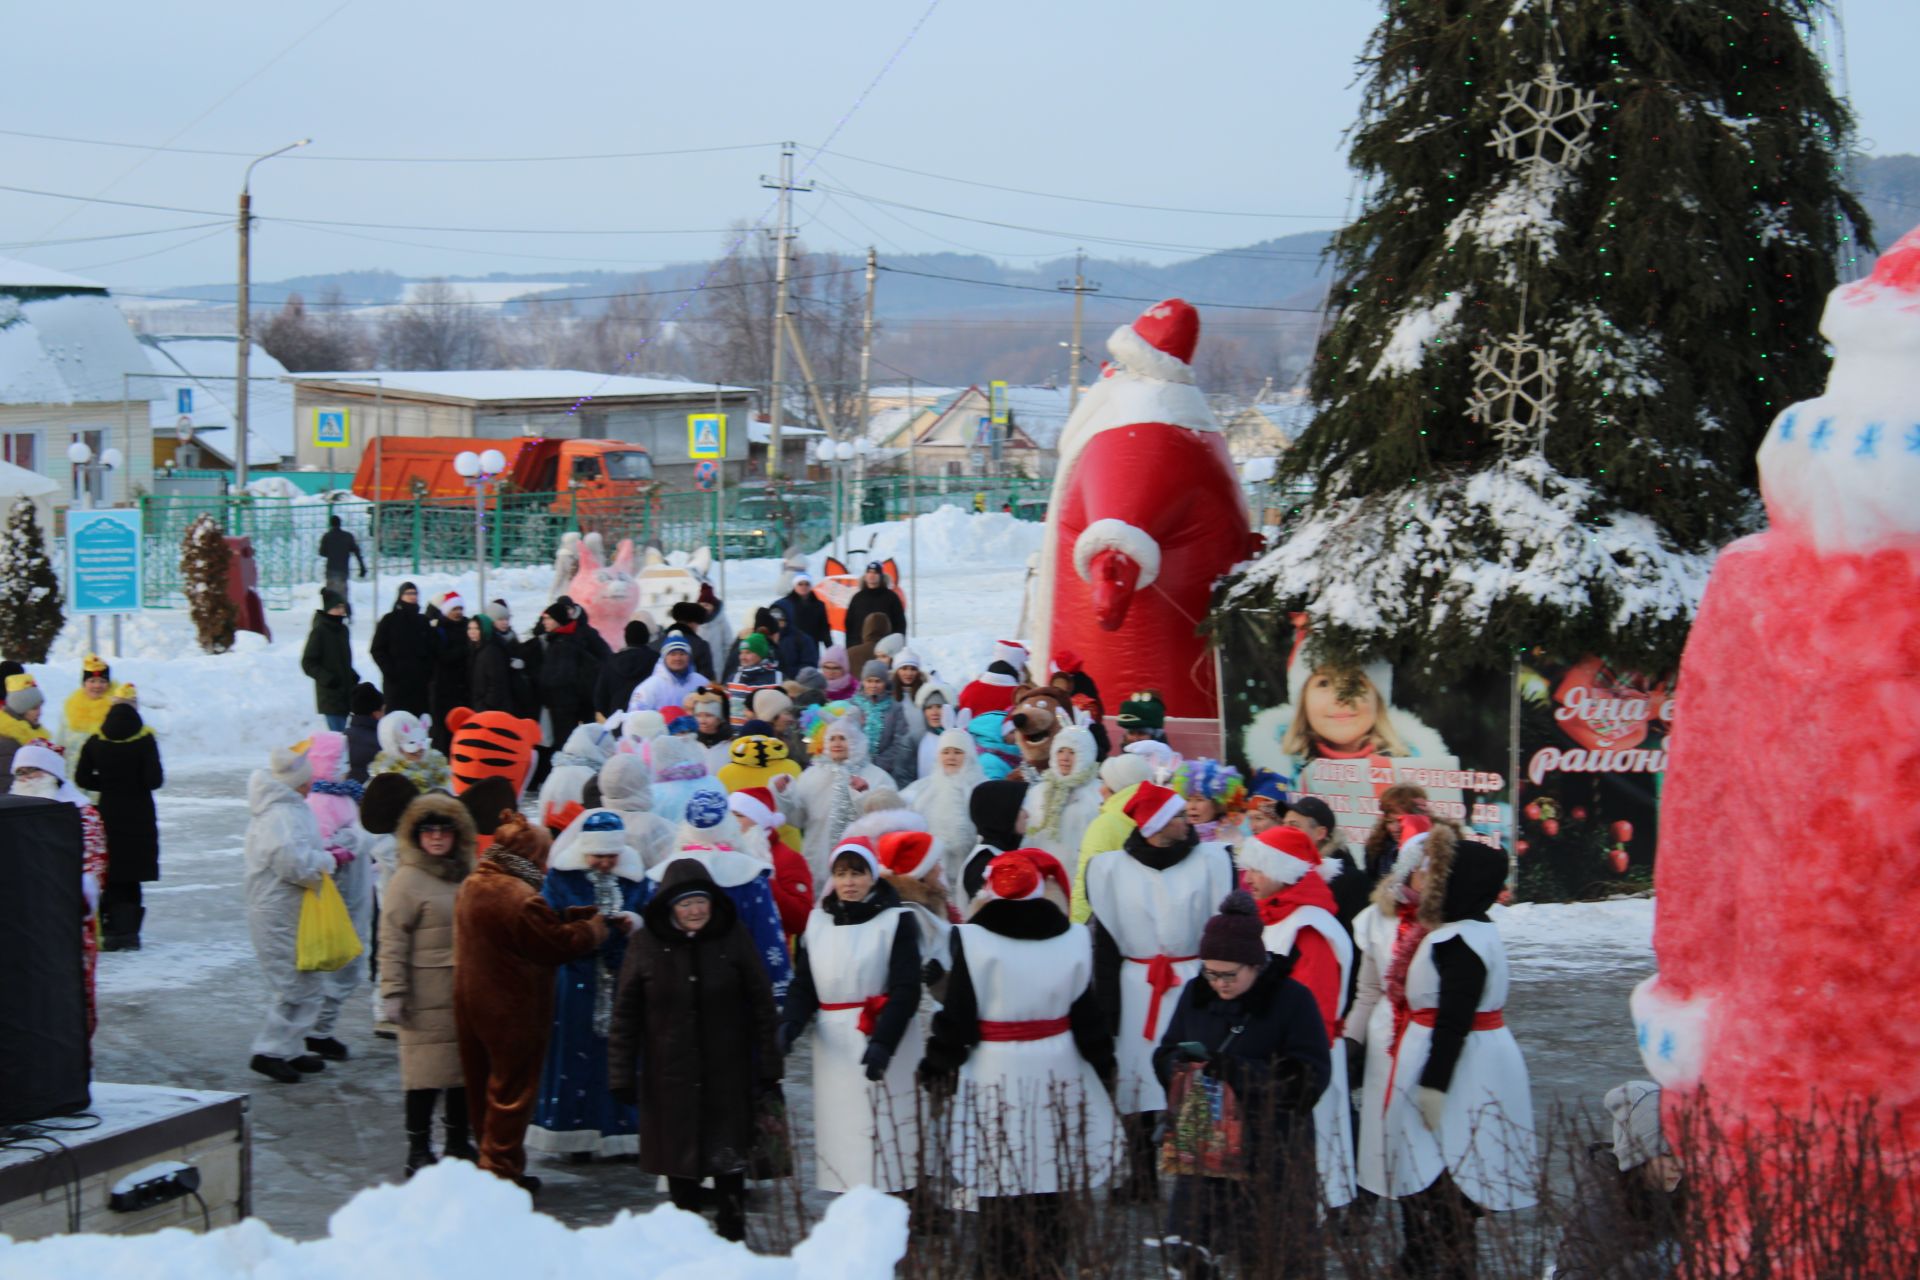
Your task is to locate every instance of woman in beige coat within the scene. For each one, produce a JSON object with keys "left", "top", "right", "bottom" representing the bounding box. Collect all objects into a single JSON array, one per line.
[{"left": 377, "top": 791, "right": 477, "bottom": 1177}]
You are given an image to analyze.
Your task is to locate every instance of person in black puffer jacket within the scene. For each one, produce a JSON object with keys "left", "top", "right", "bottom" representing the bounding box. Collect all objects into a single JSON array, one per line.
[
  {"left": 841, "top": 562, "right": 905, "bottom": 648},
  {"left": 345, "top": 682, "right": 384, "bottom": 783},
  {"left": 75, "top": 701, "right": 165, "bottom": 951},
  {"left": 371, "top": 582, "right": 434, "bottom": 715},
  {"left": 1153, "top": 891, "right": 1330, "bottom": 1279},
  {"left": 425, "top": 594, "right": 473, "bottom": 753},
  {"left": 781, "top": 573, "right": 832, "bottom": 650},
  {"left": 593, "top": 620, "right": 658, "bottom": 719},
  {"left": 301, "top": 591, "right": 358, "bottom": 731},
  {"left": 530, "top": 601, "right": 602, "bottom": 748},
  {"left": 465, "top": 614, "right": 517, "bottom": 714}
]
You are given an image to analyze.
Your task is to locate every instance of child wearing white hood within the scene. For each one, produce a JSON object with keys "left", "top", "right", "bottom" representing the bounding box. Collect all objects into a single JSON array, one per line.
[{"left": 902, "top": 727, "right": 983, "bottom": 884}]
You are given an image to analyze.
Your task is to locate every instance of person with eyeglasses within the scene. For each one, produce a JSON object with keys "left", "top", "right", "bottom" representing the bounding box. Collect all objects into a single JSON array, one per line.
[{"left": 1151, "top": 890, "right": 1331, "bottom": 1279}]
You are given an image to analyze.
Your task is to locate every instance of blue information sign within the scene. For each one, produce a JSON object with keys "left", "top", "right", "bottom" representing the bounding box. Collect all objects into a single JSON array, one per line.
[
  {"left": 68, "top": 508, "right": 144, "bottom": 615},
  {"left": 177, "top": 387, "right": 193, "bottom": 415}
]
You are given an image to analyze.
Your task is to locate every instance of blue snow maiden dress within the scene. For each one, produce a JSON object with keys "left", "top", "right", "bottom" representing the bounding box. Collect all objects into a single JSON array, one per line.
[{"left": 529, "top": 810, "right": 648, "bottom": 1158}]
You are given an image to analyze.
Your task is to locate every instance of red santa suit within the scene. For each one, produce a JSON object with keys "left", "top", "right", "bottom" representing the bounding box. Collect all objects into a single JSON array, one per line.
[
  {"left": 1241, "top": 824, "right": 1358, "bottom": 1208},
  {"left": 1031, "top": 301, "right": 1259, "bottom": 719},
  {"left": 1633, "top": 223, "right": 1920, "bottom": 1258},
  {"left": 727, "top": 787, "right": 813, "bottom": 941}
]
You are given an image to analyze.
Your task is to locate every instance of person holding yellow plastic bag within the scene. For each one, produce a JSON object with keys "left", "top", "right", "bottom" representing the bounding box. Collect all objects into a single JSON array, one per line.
[{"left": 245, "top": 742, "right": 341, "bottom": 1084}]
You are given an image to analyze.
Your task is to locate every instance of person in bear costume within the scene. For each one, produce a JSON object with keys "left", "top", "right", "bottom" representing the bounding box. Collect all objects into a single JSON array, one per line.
[
  {"left": 1004, "top": 684, "right": 1071, "bottom": 781},
  {"left": 453, "top": 809, "right": 609, "bottom": 1191}
]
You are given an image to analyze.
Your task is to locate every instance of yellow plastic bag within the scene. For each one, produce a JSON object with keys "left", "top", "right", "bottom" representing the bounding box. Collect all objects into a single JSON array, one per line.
[{"left": 296, "top": 873, "right": 364, "bottom": 972}]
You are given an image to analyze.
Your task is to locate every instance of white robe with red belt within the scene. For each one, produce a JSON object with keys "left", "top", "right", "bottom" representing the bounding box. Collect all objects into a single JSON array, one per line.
[{"left": 1262, "top": 904, "right": 1357, "bottom": 1207}]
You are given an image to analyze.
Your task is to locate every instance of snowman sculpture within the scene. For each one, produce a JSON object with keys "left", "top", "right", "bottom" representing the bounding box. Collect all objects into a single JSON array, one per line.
[{"left": 1633, "top": 224, "right": 1920, "bottom": 1252}]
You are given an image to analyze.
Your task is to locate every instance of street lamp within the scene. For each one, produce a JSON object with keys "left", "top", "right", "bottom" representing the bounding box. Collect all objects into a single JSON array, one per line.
[
  {"left": 235, "top": 138, "right": 311, "bottom": 494},
  {"left": 454, "top": 448, "right": 508, "bottom": 604},
  {"left": 67, "top": 440, "right": 123, "bottom": 654}
]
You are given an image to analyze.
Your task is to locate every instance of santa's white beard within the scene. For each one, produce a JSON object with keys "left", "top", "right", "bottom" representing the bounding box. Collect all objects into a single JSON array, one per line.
[{"left": 12, "top": 774, "right": 59, "bottom": 798}]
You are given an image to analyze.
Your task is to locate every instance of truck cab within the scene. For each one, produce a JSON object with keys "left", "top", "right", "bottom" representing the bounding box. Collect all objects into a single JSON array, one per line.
[{"left": 525, "top": 441, "right": 655, "bottom": 502}]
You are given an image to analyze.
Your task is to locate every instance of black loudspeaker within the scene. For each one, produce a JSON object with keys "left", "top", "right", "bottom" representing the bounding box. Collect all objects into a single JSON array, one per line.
[{"left": 0, "top": 795, "right": 91, "bottom": 1123}]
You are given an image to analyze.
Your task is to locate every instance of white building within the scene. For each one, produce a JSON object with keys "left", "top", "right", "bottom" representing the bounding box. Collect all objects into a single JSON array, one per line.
[
  {"left": 137, "top": 334, "right": 295, "bottom": 471},
  {"left": 0, "top": 257, "right": 157, "bottom": 513}
]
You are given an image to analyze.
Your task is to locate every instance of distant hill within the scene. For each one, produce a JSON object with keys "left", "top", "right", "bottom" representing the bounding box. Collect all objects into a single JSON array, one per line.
[{"left": 1855, "top": 153, "right": 1920, "bottom": 249}]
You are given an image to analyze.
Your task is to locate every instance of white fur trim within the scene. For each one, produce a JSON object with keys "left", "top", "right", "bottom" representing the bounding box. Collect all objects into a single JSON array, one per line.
[
  {"left": 440, "top": 593, "right": 465, "bottom": 612},
  {"left": 1137, "top": 791, "right": 1185, "bottom": 838},
  {"left": 1237, "top": 840, "right": 1312, "bottom": 887},
  {"left": 994, "top": 639, "right": 1029, "bottom": 669},
  {"left": 1631, "top": 976, "right": 1710, "bottom": 1090},
  {"left": 1073, "top": 519, "right": 1162, "bottom": 591},
  {"left": 916, "top": 681, "right": 955, "bottom": 709},
  {"left": 843, "top": 808, "right": 929, "bottom": 841},
  {"left": 977, "top": 670, "right": 1019, "bottom": 689},
  {"left": 1107, "top": 322, "right": 1195, "bottom": 384},
  {"left": 727, "top": 789, "right": 779, "bottom": 831},
  {"left": 829, "top": 839, "right": 881, "bottom": 879},
  {"left": 1050, "top": 725, "right": 1097, "bottom": 770}
]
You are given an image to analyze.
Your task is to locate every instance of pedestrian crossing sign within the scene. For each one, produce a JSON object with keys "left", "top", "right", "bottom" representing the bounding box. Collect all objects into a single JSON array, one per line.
[
  {"left": 688, "top": 412, "right": 726, "bottom": 459},
  {"left": 314, "top": 408, "right": 350, "bottom": 448}
]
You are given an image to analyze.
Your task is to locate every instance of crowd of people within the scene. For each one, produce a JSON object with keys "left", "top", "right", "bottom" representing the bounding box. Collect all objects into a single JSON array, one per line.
[{"left": 2, "top": 558, "right": 1675, "bottom": 1276}]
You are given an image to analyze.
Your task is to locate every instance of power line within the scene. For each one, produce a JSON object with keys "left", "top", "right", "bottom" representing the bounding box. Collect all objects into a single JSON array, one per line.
[
  {"left": 0, "top": 128, "right": 778, "bottom": 164},
  {"left": 815, "top": 148, "right": 1343, "bottom": 220},
  {"left": 0, "top": 220, "right": 227, "bottom": 250},
  {"left": 70, "top": 225, "right": 229, "bottom": 272},
  {"left": 107, "top": 267, "right": 861, "bottom": 309},
  {"left": 875, "top": 263, "right": 1324, "bottom": 314}
]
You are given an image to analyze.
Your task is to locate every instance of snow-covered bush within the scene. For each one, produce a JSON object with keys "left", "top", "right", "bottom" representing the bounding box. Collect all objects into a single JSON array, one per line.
[{"left": 0, "top": 498, "right": 64, "bottom": 663}]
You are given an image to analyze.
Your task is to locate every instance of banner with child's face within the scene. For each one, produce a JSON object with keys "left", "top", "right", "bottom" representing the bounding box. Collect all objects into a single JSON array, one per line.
[{"left": 1215, "top": 610, "right": 1511, "bottom": 854}]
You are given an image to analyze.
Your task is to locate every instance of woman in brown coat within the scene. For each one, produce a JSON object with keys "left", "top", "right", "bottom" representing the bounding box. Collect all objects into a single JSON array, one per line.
[
  {"left": 454, "top": 811, "right": 608, "bottom": 1192},
  {"left": 608, "top": 857, "right": 782, "bottom": 1242},
  {"left": 377, "top": 792, "right": 477, "bottom": 1177}
]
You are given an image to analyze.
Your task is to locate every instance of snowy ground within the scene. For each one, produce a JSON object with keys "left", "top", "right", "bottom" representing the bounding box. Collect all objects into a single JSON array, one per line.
[{"left": 29, "top": 508, "right": 1656, "bottom": 1253}]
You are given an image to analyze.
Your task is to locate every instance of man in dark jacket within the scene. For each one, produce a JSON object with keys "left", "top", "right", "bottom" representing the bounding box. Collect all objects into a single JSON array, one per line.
[
  {"left": 318, "top": 515, "right": 366, "bottom": 596},
  {"left": 593, "top": 620, "right": 658, "bottom": 719},
  {"left": 425, "top": 593, "right": 471, "bottom": 753},
  {"left": 1283, "top": 795, "right": 1367, "bottom": 927},
  {"left": 529, "top": 601, "right": 602, "bottom": 749},
  {"left": 370, "top": 582, "right": 434, "bottom": 715},
  {"left": 768, "top": 597, "right": 818, "bottom": 675},
  {"left": 301, "top": 591, "right": 358, "bottom": 731},
  {"left": 841, "top": 562, "right": 905, "bottom": 647},
  {"left": 345, "top": 682, "right": 383, "bottom": 783},
  {"left": 1153, "top": 891, "right": 1330, "bottom": 1278},
  {"left": 780, "top": 574, "right": 832, "bottom": 649}
]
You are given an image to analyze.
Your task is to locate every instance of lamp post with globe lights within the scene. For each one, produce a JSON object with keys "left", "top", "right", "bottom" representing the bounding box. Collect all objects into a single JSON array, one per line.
[
  {"left": 453, "top": 448, "right": 507, "bottom": 605},
  {"left": 68, "top": 439, "right": 125, "bottom": 654}
]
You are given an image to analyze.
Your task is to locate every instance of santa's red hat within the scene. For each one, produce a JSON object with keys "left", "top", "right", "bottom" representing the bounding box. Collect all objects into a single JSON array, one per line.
[
  {"left": 727, "top": 786, "right": 780, "bottom": 832},
  {"left": 1238, "top": 824, "right": 1321, "bottom": 887},
  {"left": 994, "top": 639, "right": 1029, "bottom": 672},
  {"left": 876, "top": 830, "right": 941, "bottom": 880},
  {"left": 829, "top": 836, "right": 881, "bottom": 878},
  {"left": 984, "top": 847, "right": 1071, "bottom": 903},
  {"left": 1049, "top": 650, "right": 1084, "bottom": 678},
  {"left": 1107, "top": 299, "right": 1200, "bottom": 385},
  {"left": 1123, "top": 782, "right": 1186, "bottom": 839}
]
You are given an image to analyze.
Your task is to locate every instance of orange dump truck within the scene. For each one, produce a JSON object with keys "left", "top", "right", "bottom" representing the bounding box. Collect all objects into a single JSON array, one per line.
[{"left": 352, "top": 437, "right": 655, "bottom": 508}]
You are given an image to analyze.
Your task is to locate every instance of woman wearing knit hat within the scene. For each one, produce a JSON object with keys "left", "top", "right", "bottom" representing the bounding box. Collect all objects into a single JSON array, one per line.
[
  {"left": 0, "top": 672, "right": 47, "bottom": 780},
  {"left": 1083, "top": 780, "right": 1237, "bottom": 1202},
  {"left": 848, "top": 659, "right": 913, "bottom": 789},
  {"left": 777, "top": 835, "right": 924, "bottom": 1197},
  {"left": 528, "top": 809, "right": 648, "bottom": 1163},
  {"left": 73, "top": 699, "right": 164, "bottom": 951},
  {"left": 922, "top": 847, "right": 1119, "bottom": 1276},
  {"left": 1151, "top": 890, "right": 1331, "bottom": 1278},
  {"left": 1238, "top": 824, "right": 1357, "bottom": 1211},
  {"left": 1552, "top": 1081, "right": 1684, "bottom": 1278},
  {"left": 375, "top": 791, "right": 478, "bottom": 1176},
  {"left": 243, "top": 742, "right": 340, "bottom": 1083}
]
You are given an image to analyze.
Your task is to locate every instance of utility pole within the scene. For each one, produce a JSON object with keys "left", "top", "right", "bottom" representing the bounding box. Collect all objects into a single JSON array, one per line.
[
  {"left": 235, "top": 139, "right": 309, "bottom": 494},
  {"left": 1058, "top": 248, "right": 1101, "bottom": 412},
  {"left": 858, "top": 246, "right": 876, "bottom": 458},
  {"left": 760, "top": 142, "right": 813, "bottom": 479}
]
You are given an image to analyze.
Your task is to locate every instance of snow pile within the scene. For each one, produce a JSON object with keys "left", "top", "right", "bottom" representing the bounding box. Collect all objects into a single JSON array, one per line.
[
  {"left": 1369, "top": 293, "right": 1466, "bottom": 379},
  {"left": 1494, "top": 895, "right": 1654, "bottom": 975},
  {"left": 0, "top": 1160, "right": 909, "bottom": 1277},
  {"left": 1226, "top": 453, "right": 1715, "bottom": 646},
  {"left": 817, "top": 506, "right": 1043, "bottom": 576}
]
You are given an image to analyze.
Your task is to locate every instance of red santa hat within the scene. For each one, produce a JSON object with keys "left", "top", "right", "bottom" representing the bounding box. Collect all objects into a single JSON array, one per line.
[
  {"left": 1238, "top": 824, "right": 1321, "bottom": 887},
  {"left": 1122, "top": 782, "right": 1185, "bottom": 839},
  {"left": 984, "top": 848, "right": 1071, "bottom": 903},
  {"left": 993, "top": 639, "right": 1029, "bottom": 673},
  {"left": 1106, "top": 298, "right": 1200, "bottom": 385},
  {"left": 438, "top": 591, "right": 466, "bottom": 613},
  {"left": 876, "top": 830, "right": 941, "bottom": 880},
  {"left": 727, "top": 786, "right": 780, "bottom": 832},
  {"left": 829, "top": 836, "right": 880, "bottom": 879}
]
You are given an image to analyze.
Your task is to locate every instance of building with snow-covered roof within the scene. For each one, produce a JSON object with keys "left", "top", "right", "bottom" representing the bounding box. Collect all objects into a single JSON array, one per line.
[
  {"left": 1220, "top": 392, "right": 1314, "bottom": 460},
  {"left": 863, "top": 383, "right": 1058, "bottom": 478},
  {"left": 136, "top": 334, "right": 294, "bottom": 471},
  {"left": 0, "top": 256, "right": 158, "bottom": 513},
  {"left": 286, "top": 370, "right": 755, "bottom": 489}
]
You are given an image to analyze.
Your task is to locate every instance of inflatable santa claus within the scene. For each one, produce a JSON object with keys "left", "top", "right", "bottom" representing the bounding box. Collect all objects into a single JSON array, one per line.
[
  {"left": 1030, "top": 300, "right": 1259, "bottom": 720},
  {"left": 1632, "top": 224, "right": 1920, "bottom": 1255}
]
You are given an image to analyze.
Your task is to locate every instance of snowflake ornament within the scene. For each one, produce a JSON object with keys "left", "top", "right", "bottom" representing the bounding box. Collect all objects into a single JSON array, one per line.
[
  {"left": 1467, "top": 329, "right": 1562, "bottom": 453},
  {"left": 1488, "top": 62, "right": 1599, "bottom": 175}
]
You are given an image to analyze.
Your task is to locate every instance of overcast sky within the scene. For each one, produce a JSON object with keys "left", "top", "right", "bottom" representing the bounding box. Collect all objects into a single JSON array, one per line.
[{"left": 2, "top": 0, "right": 1913, "bottom": 292}]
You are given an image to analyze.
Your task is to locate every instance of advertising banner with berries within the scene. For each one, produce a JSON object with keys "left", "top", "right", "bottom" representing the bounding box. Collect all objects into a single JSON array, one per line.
[
  {"left": 1216, "top": 609, "right": 1512, "bottom": 857},
  {"left": 1515, "top": 656, "right": 1673, "bottom": 899}
]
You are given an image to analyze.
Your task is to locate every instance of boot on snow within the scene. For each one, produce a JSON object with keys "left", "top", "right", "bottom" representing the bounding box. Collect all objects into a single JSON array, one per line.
[{"left": 405, "top": 1131, "right": 437, "bottom": 1179}]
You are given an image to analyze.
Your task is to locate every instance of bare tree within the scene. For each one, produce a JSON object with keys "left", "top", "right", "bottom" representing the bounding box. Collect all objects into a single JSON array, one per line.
[
  {"left": 374, "top": 280, "right": 499, "bottom": 370},
  {"left": 259, "top": 291, "right": 367, "bottom": 371}
]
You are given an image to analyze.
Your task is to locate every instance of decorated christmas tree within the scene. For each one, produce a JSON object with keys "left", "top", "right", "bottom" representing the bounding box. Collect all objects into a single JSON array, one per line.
[
  {"left": 0, "top": 499, "right": 65, "bottom": 663},
  {"left": 182, "top": 514, "right": 237, "bottom": 654},
  {"left": 1225, "top": 0, "right": 1869, "bottom": 679}
]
